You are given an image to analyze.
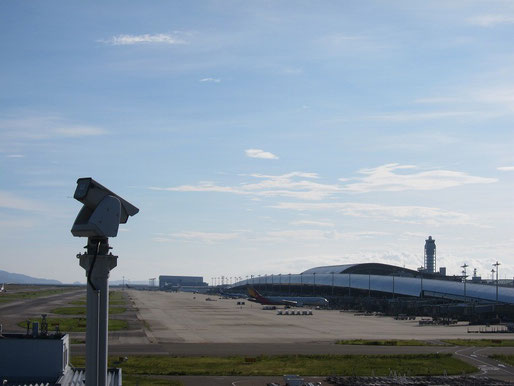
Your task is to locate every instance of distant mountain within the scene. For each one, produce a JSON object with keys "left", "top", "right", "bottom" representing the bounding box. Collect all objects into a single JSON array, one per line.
[
  {"left": 110, "top": 280, "right": 149, "bottom": 286},
  {"left": 0, "top": 269, "right": 61, "bottom": 285}
]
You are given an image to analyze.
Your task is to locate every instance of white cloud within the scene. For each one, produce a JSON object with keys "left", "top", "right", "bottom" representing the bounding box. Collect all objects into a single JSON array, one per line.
[
  {"left": 6, "top": 154, "right": 24, "bottom": 158},
  {"left": 53, "top": 126, "right": 108, "bottom": 137},
  {"left": 101, "top": 33, "right": 187, "bottom": 46},
  {"left": 263, "top": 229, "right": 389, "bottom": 242},
  {"left": 0, "top": 116, "right": 108, "bottom": 140},
  {"left": 372, "top": 111, "right": 473, "bottom": 122},
  {"left": 151, "top": 165, "right": 496, "bottom": 201},
  {"left": 341, "top": 163, "right": 497, "bottom": 193},
  {"left": 154, "top": 231, "right": 240, "bottom": 243},
  {"left": 0, "top": 191, "right": 44, "bottom": 212},
  {"left": 272, "top": 202, "right": 477, "bottom": 226},
  {"left": 245, "top": 149, "right": 279, "bottom": 160},
  {"left": 151, "top": 171, "right": 339, "bottom": 200},
  {"left": 199, "top": 78, "right": 221, "bottom": 83},
  {"left": 469, "top": 15, "right": 514, "bottom": 27},
  {"left": 290, "top": 220, "right": 334, "bottom": 227},
  {"left": 498, "top": 166, "right": 514, "bottom": 171},
  {"left": 414, "top": 97, "right": 460, "bottom": 104}
]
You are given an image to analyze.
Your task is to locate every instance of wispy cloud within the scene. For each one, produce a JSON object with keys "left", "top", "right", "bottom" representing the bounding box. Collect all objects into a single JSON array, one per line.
[
  {"left": 469, "top": 15, "right": 514, "bottom": 27},
  {"left": 53, "top": 126, "right": 108, "bottom": 137},
  {"left": 414, "top": 97, "right": 460, "bottom": 104},
  {"left": 0, "top": 116, "right": 108, "bottom": 140},
  {"left": 100, "top": 33, "right": 187, "bottom": 46},
  {"left": 199, "top": 77, "right": 221, "bottom": 83},
  {"left": 290, "top": 220, "right": 334, "bottom": 227},
  {"left": 245, "top": 149, "right": 278, "bottom": 160},
  {"left": 151, "top": 165, "right": 496, "bottom": 201},
  {"left": 498, "top": 166, "right": 514, "bottom": 171},
  {"left": 371, "top": 111, "right": 473, "bottom": 122},
  {"left": 264, "top": 230, "right": 388, "bottom": 242},
  {"left": 151, "top": 171, "right": 340, "bottom": 200},
  {"left": 154, "top": 231, "right": 240, "bottom": 243},
  {"left": 0, "top": 191, "right": 44, "bottom": 212},
  {"left": 273, "top": 202, "right": 477, "bottom": 226},
  {"left": 341, "top": 163, "right": 497, "bottom": 193},
  {"left": 6, "top": 154, "right": 24, "bottom": 158}
]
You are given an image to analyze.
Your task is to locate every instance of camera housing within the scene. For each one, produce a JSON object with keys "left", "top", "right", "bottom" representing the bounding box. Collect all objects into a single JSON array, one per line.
[{"left": 71, "top": 178, "right": 139, "bottom": 238}]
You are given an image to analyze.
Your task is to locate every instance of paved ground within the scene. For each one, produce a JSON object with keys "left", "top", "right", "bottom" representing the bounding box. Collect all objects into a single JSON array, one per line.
[{"left": 130, "top": 290, "right": 514, "bottom": 343}]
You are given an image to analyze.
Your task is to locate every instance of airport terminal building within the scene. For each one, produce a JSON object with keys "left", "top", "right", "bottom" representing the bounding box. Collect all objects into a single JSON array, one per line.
[{"left": 229, "top": 237, "right": 514, "bottom": 322}]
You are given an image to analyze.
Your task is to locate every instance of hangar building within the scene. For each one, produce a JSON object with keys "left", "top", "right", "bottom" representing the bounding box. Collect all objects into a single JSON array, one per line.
[{"left": 159, "top": 275, "right": 207, "bottom": 289}]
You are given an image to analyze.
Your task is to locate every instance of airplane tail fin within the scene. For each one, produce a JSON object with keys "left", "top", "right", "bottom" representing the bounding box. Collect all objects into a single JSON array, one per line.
[{"left": 247, "top": 286, "right": 263, "bottom": 300}]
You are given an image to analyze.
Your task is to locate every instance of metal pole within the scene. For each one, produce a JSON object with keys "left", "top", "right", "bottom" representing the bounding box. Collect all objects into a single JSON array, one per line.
[
  {"left": 494, "top": 261, "right": 500, "bottom": 303},
  {"left": 368, "top": 274, "right": 371, "bottom": 298},
  {"left": 348, "top": 273, "right": 351, "bottom": 297},
  {"left": 461, "top": 264, "right": 468, "bottom": 302},
  {"left": 420, "top": 273, "right": 423, "bottom": 298},
  {"left": 78, "top": 238, "right": 117, "bottom": 386}
]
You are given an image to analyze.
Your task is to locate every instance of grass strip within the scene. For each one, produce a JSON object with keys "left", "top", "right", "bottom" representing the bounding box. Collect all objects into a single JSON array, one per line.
[
  {"left": 71, "top": 354, "right": 476, "bottom": 376},
  {"left": 0, "top": 288, "right": 70, "bottom": 304},
  {"left": 491, "top": 355, "right": 514, "bottom": 365},
  {"left": 123, "top": 375, "right": 182, "bottom": 386},
  {"left": 336, "top": 339, "right": 432, "bottom": 346},
  {"left": 69, "top": 291, "right": 127, "bottom": 306},
  {"left": 51, "top": 306, "right": 126, "bottom": 315},
  {"left": 442, "top": 339, "right": 514, "bottom": 347},
  {"left": 18, "top": 317, "right": 128, "bottom": 332}
]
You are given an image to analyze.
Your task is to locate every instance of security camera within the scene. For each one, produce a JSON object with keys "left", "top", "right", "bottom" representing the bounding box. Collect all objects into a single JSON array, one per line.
[{"left": 71, "top": 178, "right": 139, "bottom": 238}]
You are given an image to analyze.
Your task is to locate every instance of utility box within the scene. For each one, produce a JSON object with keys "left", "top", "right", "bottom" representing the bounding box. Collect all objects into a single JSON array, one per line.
[{"left": 0, "top": 333, "right": 69, "bottom": 383}]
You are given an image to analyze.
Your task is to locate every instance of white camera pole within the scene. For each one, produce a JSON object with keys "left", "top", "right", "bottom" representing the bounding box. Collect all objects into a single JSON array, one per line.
[
  {"left": 78, "top": 237, "right": 117, "bottom": 386},
  {"left": 71, "top": 178, "right": 139, "bottom": 386}
]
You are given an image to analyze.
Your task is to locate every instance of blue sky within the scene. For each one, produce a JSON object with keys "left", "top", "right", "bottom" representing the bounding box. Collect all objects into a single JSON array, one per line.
[{"left": 0, "top": 1, "right": 513, "bottom": 284}]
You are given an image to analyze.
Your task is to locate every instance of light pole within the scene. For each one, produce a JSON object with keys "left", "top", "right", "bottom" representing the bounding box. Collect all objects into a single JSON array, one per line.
[
  {"left": 461, "top": 263, "right": 468, "bottom": 301},
  {"left": 348, "top": 273, "right": 351, "bottom": 297},
  {"left": 494, "top": 261, "right": 501, "bottom": 303},
  {"left": 420, "top": 272, "right": 423, "bottom": 298},
  {"left": 368, "top": 273, "right": 371, "bottom": 298}
]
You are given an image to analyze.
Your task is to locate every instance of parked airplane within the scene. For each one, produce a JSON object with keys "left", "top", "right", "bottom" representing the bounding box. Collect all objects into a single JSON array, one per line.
[
  {"left": 247, "top": 287, "right": 328, "bottom": 307},
  {"left": 0, "top": 283, "right": 5, "bottom": 293}
]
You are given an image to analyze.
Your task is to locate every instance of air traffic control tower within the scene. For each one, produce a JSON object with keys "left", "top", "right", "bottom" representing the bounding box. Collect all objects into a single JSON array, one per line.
[{"left": 424, "top": 236, "right": 436, "bottom": 273}]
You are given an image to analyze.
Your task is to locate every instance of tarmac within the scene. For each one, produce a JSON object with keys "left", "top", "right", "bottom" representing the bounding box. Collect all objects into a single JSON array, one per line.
[{"left": 129, "top": 290, "right": 514, "bottom": 343}]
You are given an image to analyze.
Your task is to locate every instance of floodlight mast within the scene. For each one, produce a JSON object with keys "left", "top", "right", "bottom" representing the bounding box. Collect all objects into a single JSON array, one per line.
[{"left": 71, "top": 178, "right": 138, "bottom": 386}]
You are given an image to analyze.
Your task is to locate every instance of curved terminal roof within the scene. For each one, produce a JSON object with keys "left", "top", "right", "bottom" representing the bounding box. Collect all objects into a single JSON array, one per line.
[
  {"left": 302, "top": 263, "right": 429, "bottom": 278},
  {"left": 233, "top": 263, "right": 514, "bottom": 305}
]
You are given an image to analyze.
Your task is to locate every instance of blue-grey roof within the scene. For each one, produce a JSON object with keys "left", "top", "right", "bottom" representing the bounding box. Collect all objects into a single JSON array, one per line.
[
  {"left": 302, "top": 264, "right": 357, "bottom": 274},
  {"left": 235, "top": 269, "right": 514, "bottom": 305}
]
